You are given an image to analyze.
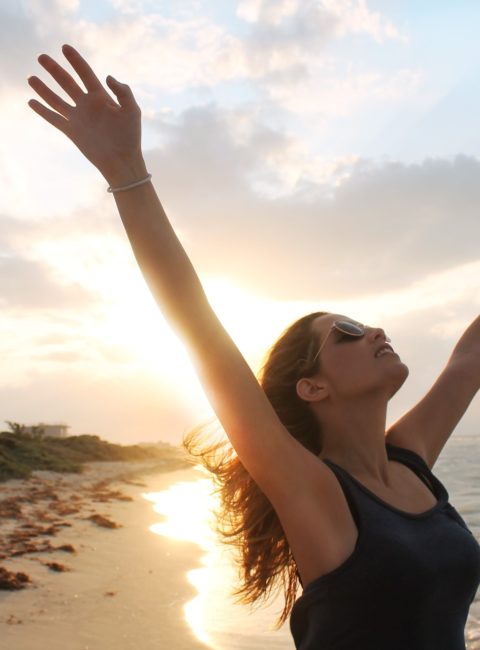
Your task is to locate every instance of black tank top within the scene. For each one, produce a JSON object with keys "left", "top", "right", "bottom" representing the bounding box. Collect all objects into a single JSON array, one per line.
[{"left": 290, "top": 443, "right": 480, "bottom": 650}]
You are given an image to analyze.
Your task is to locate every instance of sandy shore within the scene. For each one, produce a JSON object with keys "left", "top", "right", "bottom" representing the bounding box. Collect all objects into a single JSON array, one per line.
[{"left": 0, "top": 460, "right": 209, "bottom": 650}]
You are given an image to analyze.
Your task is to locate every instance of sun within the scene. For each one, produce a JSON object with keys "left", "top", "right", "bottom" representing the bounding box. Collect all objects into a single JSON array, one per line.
[{"left": 95, "top": 273, "right": 293, "bottom": 380}]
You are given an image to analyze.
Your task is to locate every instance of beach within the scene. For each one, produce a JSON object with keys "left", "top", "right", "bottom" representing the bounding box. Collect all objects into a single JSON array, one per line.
[{"left": 0, "top": 460, "right": 208, "bottom": 650}]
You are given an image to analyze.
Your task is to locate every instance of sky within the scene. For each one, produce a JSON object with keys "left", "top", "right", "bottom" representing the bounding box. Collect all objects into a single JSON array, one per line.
[{"left": 1, "top": 0, "right": 480, "bottom": 444}]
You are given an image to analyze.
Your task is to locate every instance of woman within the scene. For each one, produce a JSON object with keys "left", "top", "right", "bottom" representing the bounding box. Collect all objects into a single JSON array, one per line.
[{"left": 27, "top": 45, "right": 480, "bottom": 649}]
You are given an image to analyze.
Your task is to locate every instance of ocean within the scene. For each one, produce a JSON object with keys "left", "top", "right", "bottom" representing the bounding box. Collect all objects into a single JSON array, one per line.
[{"left": 146, "top": 434, "right": 480, "bottom": 649}]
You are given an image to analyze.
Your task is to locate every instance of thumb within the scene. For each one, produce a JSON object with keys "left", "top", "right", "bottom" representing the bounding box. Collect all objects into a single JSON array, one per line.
[{"left": 106, "top": 75, "right": 139, "bottom": 111}]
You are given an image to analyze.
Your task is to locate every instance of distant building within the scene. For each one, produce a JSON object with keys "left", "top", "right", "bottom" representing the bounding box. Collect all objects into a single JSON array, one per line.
[{"left": 23, "top": 423, "right": 70, "bottom": 438}]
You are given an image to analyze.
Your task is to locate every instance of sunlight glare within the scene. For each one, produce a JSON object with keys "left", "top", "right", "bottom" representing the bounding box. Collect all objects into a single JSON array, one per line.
[
  {"left": 145, "top": 479, "right": 222, "bottom": 649},
  {"left": 144, "top": 477, "right": 298, "bottom": 649}
]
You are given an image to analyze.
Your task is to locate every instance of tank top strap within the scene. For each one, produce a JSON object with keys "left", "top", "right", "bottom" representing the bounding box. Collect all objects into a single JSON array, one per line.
[
  {"left": 385, "top": 442, "right": 448, "bottom": 498},
  {"left": 321, "top": 457, "right": 366, "bottom": 531},
  {"left": 385, "top": 441, "right": 431, "bottom": 472}
]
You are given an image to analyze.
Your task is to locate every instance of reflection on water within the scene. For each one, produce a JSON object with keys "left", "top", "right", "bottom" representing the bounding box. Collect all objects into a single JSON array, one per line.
[
  {"left": 144, "top": 476, "right": 220, "bottom": 647},
  {"left": 144, "top": 471, "right": 294, "bottom": 650}
]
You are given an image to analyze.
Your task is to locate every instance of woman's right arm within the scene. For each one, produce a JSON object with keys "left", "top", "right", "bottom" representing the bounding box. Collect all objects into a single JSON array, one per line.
[
  {"left": 27, "top": 45, "right": 321, "bottom": 501},
  {"left": 108, "top": 175, "right": 308, "bottom": 494}
]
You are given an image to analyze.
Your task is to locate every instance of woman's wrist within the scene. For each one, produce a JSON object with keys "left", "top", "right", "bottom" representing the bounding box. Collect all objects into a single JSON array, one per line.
[
  {"left": 107, "top": 173, "right": 152, "bottom": 193},
  {"left": 101, "top": 153, "right": 149, "bottom": 188}
]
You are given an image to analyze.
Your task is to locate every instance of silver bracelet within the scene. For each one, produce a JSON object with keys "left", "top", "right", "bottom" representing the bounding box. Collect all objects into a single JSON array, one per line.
[{"left": 107, "top": 173, "right": 152, "bottom": 193}]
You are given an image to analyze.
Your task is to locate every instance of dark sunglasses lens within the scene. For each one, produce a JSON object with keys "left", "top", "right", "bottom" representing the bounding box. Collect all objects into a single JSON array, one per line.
[{"left": 336, "top": 321, "right": 364, "bottom": 336}]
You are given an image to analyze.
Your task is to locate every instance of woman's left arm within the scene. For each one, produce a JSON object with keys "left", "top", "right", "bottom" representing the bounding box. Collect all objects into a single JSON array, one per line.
[
  {"left": 449, "top": 314, "right": 480, "bottom": 380},
  {"left": 386, "top": 314, "right": 480, "bottom": 469}
]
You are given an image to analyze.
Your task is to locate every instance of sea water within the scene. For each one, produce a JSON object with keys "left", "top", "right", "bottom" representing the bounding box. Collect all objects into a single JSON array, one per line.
[
  {"left": 147, "top": 434, "right": 480, "bottom": 649},
  {"left": 435, "top": 436, "right": 480, "bottom": 649}
]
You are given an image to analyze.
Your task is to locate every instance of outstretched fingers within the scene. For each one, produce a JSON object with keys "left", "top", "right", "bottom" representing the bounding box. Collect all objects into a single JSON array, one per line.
[
  {"left": 27, "top": 75, "right": 73, "bottom": 119},
  {"left": 61, "top": 44, "right": 106, "bottom": 94},
  {"left": 27, "top": 98, "right": 69, "bottom": 134},
  {"left": 38, "top": 53, "right": 85, "bottom": 103},
  {"left": 105, "top": 75, "right": 140, "bottom": 111}
]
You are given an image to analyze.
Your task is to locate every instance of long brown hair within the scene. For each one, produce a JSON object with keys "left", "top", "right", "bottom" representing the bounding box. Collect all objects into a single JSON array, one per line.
[{"left": 183, "top": 311, "right": 327, "bottom": 627}]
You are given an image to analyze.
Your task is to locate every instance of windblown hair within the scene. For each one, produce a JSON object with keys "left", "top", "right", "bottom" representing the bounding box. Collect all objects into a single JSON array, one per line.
[{"left": 183, "top": 311, "right": 327, "bottom": 627}]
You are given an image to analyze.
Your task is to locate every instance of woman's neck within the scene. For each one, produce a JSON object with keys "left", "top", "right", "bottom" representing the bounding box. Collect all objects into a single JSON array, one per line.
[{"left": 318, "top": 396, "right": 392, "bottom": 485}]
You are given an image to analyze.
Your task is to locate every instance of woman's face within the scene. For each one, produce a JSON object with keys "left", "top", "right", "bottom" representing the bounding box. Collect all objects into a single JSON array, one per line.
[{"left": 309, "top": 313, "right": 409, "bottom": 401}]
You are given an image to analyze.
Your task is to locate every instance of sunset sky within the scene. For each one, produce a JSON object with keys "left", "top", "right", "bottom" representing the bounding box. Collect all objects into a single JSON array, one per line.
[{"left": 1, "top": 0, "right": 480, "bottom": 444}]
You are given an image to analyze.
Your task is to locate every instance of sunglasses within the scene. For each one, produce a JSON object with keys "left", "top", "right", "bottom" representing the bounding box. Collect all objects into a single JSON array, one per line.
[{"left": 310, "top": 320, "right": 391, "bottom": 366}]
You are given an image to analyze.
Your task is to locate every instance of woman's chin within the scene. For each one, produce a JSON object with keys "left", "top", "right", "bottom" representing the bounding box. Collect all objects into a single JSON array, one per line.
[{"left": 388, "top": 362, "right": 409, "bottom": 398}]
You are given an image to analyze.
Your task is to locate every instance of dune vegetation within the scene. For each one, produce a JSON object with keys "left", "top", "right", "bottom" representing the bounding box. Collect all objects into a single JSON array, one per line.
[{"left": 0, "top": 423, "right": 186, "bottom": 482}]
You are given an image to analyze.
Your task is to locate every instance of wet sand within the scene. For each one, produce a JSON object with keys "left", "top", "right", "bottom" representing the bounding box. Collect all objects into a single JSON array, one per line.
[{"left": 0, "top": 461, "right": 208, "bottom": 650}]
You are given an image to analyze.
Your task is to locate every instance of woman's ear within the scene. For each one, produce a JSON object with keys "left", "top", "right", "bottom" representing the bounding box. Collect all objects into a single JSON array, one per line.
[{"left": 296, "top": 377, "right": 329, "bottom": 403}]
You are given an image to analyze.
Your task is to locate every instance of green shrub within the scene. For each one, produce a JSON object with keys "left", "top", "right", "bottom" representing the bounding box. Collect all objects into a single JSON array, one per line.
[{"left": 0, "top": 431, "right": 175, "bottom": 483}]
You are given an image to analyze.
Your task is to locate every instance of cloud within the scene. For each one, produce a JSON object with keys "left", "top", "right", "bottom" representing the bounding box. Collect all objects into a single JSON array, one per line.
[
  {"left": 0, "top": 1, "right": 243, "bottom": 97},
  {"left": 145, "top": 104, "right": 480, "bottom": 300},
  {"left": 0, "top": 5, "right": 43, "bottom": 91},
  {"left": 0, "top": 1, "right": 81, "bottom": 94},
  {"left": 144, "top": 106, "right": 480, "bottom": 299},
  {"left": 324, "top": 0, "right": 407, "bottom": 43},
  {"left": 22, "top": 2, "right": 247, "bottom": 93},
  {"left": 239, "top": 1, "right": 337, "bottom": 77},
  {"left": 237, "top": 0, "right": 405, "bottom": 42},
  {"left": 10, "top": 0, "right": 413, "bottom": 115},
  {"left": 232, "top": 1, "right": 419, "bottom": 120},
  {"left": 0, "top": 254, "right": 95, "bottom": 310},
  {"left": 0, "top": 213, "right": 100, "bottom": 311},
  {"left": 31, "top": 341, "right": 136, "bottom": 364},
  {"left": 236, "top": 0, "right": 408, "bottom": 90},
  {"left": 80, "top": 16, "right": 245, "bottom": 92},
  {"left": 6, "top": 93, "right": 480, "bottom": 308},
  {"left": 264, "top": 67, "right": 423, "bottom": 118}
]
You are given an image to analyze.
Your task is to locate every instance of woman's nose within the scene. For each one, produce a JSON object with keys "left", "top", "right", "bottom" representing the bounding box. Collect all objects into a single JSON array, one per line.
[{"left": 367, "top": 327, "right": 391, "bottom": 343}]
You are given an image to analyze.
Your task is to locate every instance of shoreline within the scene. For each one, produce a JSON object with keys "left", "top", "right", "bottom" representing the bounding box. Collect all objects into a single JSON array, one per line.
[{"left": 0, "top": 460, "right": 209, "bottom": 650}]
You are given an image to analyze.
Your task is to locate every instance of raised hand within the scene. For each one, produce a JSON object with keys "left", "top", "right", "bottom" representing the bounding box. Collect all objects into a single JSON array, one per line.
[{"left": 28, "top": 44, "right": 146, "bottom": 184}]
